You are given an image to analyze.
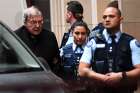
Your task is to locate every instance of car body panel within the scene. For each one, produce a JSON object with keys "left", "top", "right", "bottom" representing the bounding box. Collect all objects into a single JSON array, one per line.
[
  {"left": 0, "top": 71, "right": 64, "bottom": 93},
  {"left": 0, "top": 21, "right": 70, "bottom": 93}
]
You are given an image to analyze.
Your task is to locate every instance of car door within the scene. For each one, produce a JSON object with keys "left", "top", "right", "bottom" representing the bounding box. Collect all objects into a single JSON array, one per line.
[{"left": 0, "top": 20, "right": 69, "bottom": 93}]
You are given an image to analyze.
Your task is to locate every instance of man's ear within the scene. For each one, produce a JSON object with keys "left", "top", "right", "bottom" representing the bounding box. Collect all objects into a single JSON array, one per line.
[
  {"left": 24, "top": 21, "right": 26, "bottom": 24},
  {"left": 24, "top": 21, "right": 27, "bottom": 26},
  {"left": 119, "top": 16, "right": 123, "bottom": 24},
  {"left": 68, "top": 11, "right": 72, "bottom": 18},
  {"left": 120, "top": 16, "right": 123, "bottom": 21}
]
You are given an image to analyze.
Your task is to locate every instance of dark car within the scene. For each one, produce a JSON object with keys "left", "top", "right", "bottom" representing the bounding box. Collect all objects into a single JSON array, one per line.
[{"left": 0, "top": 21, "right": 70, "bottom": 93}]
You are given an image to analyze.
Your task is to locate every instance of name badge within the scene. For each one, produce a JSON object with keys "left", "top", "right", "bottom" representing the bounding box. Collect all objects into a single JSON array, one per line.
[
  {"left": 64, "top": 54, "right": 72, "bottom": 58},
  {"left": 96, "top": 44, "right": 105, "bottom": 48}
]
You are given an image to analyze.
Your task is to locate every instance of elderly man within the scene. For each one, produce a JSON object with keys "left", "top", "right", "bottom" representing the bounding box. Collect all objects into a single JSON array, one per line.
[{"left": 15, "top": 6, "right": 60, "bottom": 74}]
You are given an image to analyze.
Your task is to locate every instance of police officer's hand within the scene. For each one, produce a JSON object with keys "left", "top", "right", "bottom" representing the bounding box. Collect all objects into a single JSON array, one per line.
[
  {"left": 105, "top": 72, "right": 122, "bottom": 87},
  {"left": 88, "top": 73, "right": 109, "bottom": 88},
  {"left": 79, "top": 67, "right": 109, "bottom": 87}
]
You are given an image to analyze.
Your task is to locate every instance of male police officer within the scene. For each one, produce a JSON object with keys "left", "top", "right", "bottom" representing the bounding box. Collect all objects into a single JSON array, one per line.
[
  {"left": 60, "top": 1, "right": 84, "bottom": 48},
  {"left": 78, "top": 6, "right": 140, "bottom": 93},
  {"left": 89, "top": 22, "right": 104, "bottom": 40}
]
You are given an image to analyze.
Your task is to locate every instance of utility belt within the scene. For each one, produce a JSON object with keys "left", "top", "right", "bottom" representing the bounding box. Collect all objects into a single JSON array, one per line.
[{"left": 63, "top": 62, "right": 79, "bottom": 80}]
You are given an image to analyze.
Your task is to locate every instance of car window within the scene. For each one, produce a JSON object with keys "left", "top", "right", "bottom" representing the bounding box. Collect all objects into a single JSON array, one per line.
[{"left": 0, "top": 22, "right": 43, "bottom": 73}]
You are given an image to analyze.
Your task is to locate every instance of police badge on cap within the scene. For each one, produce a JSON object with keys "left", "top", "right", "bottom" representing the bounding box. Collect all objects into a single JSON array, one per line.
[{"left": 135, "top": 40, "right": 140, "bottom": 47}]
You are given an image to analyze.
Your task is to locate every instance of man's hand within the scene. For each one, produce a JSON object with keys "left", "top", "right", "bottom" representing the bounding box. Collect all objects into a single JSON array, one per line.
[{"left": 105, "top": 72, "right": 122, "bottom": 87}]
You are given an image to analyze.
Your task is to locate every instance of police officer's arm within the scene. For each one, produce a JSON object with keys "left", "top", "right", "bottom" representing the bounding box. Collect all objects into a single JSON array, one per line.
[
  {"left": 125, "top": 64, "right": 140, "bottom": 81},
  {"left": 105, "top": 64, "right": 140, "bottom": 88},
  {"left": 106, "top": 39, "right": 140, "bottom": 87},
  {"left": 78, "top": 39, "right": 108, "bottom": 83},
  {"left": 124, "top": 40, "right": 140, "bottom": 81},
  {"left": 79, "top": 62, "right": 108, "bottom": 82}
]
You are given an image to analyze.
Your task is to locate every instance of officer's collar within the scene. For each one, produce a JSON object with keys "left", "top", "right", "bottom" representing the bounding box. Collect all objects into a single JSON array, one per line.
[
  {"left": 73, "top": 42, "right": 86, "bottom": 51},
  {"left": 103, "top": 29, "right": 122, "bottom": 43}
]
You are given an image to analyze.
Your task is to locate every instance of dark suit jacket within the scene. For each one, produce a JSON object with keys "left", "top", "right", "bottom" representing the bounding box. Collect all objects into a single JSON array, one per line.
[{"left": 15, "top": 26, "right": 60, "bottom": 71}]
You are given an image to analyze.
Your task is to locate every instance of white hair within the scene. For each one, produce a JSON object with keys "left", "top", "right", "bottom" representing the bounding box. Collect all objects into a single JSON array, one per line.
[{"left": 23, "top": 6, "right": 42, "bottom": 22}]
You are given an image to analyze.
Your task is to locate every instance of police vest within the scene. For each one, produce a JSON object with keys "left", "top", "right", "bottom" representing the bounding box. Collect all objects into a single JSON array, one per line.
[
  {"left": 92, "top": 33, "right": 134, "bottom": 74},
  {"left": 62, "top": 43, "right": 83, "bottom": 80}
]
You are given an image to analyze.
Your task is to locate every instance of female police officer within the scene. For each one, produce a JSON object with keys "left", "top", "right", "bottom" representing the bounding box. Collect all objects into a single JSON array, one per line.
[{"left": 60, "top": 21, "right": 89, "bottom": 92}]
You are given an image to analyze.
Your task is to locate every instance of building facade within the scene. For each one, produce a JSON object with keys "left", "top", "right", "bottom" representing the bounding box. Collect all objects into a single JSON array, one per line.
[
  {"left": 0, "top": 0, "right": 140, "bottom": 92},
  {"left": 0, "top": 0, "right": 140, "bottom": 45},
  {"left": 27, "top": 0, "right": 140, "bottom": 46}
]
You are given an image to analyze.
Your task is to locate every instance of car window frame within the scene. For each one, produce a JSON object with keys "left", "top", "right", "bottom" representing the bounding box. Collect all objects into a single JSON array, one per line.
[{"left": 0, "top": 21, "right": 49, "bottom": 72}]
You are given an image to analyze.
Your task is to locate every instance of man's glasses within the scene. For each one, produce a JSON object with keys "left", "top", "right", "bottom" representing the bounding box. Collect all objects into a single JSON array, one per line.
[{"left": 28, "top": 20, "right": 43, "bottom": 25}]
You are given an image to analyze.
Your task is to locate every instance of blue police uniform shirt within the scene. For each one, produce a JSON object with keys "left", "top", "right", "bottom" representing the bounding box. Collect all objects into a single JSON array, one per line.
[
  {"left": 80, "top": 29, "right": 140, "bottom": 66},
  {"left": 59, "top": 32, "right": 73, "bottom": 54},
  {"left": 65, "top": 32, "right": 73, "bottom": 46},
  {"left": 59, "top": 33, "right": 72, "bottom": 57},
  {"left": 130, "top": 39, "right": 140, "bottom": 65}
]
